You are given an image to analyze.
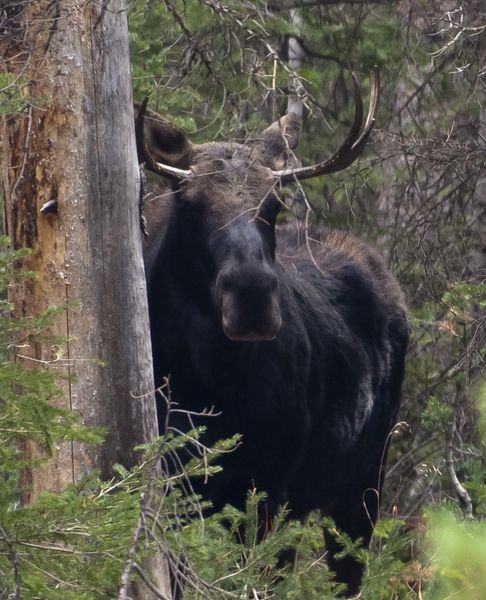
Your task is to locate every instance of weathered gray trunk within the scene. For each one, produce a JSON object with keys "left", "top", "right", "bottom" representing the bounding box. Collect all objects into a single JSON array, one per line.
[
  {"left": 1, "top": 1, "right": 171, "bottom": 597},
  {"left": 1, "top": 0, "right": 156, "bottom": 490}
]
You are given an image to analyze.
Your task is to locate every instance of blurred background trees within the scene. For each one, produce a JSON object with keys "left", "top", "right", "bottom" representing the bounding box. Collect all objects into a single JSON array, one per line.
[{"left": 1, "top": 0, "right": 485, "bottom": 597}]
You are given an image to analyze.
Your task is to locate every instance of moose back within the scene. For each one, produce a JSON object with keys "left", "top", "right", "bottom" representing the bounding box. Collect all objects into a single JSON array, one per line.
[{"left": 135, "top": 72, "right": 408, "bottom": 595}]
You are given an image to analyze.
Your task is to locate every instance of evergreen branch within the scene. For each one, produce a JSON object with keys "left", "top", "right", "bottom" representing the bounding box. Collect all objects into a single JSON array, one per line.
[{"left": 0, "top": 525, "right": 21, "bottom": 600}]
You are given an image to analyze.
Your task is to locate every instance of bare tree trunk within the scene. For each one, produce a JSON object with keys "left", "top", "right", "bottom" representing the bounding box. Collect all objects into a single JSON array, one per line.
[{"left": 1, "top": 1, "right": 171, "bottom": 597}]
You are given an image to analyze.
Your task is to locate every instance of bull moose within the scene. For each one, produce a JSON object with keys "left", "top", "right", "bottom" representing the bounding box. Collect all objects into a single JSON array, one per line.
[{"left": 135, "top": 71, "right": 408, "bottom": 596}]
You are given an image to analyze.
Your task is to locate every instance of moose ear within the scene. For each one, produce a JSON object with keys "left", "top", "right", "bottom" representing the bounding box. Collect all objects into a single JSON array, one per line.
[
  {"left": 258, "top": 195, "right": 282, "bottom": 226},
  {"left": 258, "top": 113, "right": 302, "bottom": 170},
  {"left": 134, "top": 102, "right": 193, "bottom": 169}
]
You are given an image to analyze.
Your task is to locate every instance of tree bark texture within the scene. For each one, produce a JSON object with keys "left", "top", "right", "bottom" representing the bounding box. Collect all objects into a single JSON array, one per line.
[
  {"left": 1, "top": 3, "right": 173, "bottom": 597},
  {"left": 1, "top": 1, "right": 158, "bottom": 494}
]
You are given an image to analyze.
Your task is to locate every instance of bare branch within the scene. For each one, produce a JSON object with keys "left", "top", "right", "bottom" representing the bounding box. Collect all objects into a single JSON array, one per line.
[
  {"left": 446, "top": 421, "right": 474, "bottom": 519},
  {"left": 132, "top": 563, "right": 172, "bottom": 600},
  {"left": 118, "top": 495, "right": 146, "bottom": 600}
]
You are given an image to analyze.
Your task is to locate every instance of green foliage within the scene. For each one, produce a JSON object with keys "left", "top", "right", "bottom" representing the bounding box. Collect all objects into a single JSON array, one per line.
[
  {"left": 426, "top": 508, "right": 486, "bottom": 600},
  {"left": 0, "top": 73, "right": 28, "bottom": 115},
  {"left": 175, "top": 497, "right": 335, "bottom": 599},
  {"left": 421, "top": 396, "right": 452, "bottom": 432},
  {"left": 0, "top": 476, "right": 140, "bottom": 599},
  {"left": 364, "top": 517, "right": 417, "bottom": 599},
  {"left": 0, "top": 239, "right": 106, "bottom": 597},
  {"left": 442, "top": 282, "right": 486, "bottom": 315},
  {"left": 129, "top": 0, "right": 287, "bottom": 139}
]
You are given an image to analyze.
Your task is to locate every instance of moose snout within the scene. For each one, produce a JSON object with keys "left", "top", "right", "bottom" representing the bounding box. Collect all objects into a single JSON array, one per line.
[{"left": 217, "top": 269, "right": 282, "bottom": 342}]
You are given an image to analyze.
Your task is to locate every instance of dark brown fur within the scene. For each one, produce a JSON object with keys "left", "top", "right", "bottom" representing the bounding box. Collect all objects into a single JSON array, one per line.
[{"left": 136, "top": 102, "right": 408, "bottom": 597}]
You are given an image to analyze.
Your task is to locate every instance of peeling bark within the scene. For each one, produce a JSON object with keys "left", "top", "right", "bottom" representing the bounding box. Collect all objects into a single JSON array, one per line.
[{"left": 1, "top": 2, "right": 171, "bottom": 597}]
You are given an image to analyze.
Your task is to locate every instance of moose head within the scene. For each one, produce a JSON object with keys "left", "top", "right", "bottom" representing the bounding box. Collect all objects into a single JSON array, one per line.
[{"left": 135, "top": 71, "right": 379, "bottom": 343}]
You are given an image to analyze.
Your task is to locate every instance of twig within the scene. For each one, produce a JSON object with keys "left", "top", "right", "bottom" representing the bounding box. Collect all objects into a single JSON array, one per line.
[
  {"left": 117, "top": 494, "right": 146, "bottom": 600},
  {"left": 445, "top": 421, "right": 473, "bottom": 519},
  {"left": 132, "top": 562, "right": 172, "bottom": 600}
]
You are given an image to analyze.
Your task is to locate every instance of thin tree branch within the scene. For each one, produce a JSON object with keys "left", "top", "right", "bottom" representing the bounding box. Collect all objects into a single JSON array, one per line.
[
  {"left": 118, "top": 495, "right": 146, "bottom": 600},
  {"left": 446, "top": 421, "right": 474, "bottom": 519},
  {"left": 132, "top": 563, "right": 172, "bottom": 600}
]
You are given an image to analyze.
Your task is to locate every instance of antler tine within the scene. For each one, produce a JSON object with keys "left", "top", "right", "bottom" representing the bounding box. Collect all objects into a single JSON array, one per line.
[
  {"left": 275, "top": 70, "right": 379, "bottom": 184},
  {"left": 335, "top": 73, "right": 365, "bottom": 157},
  {"left": 333, "top": 68, "right": 380, "bottom": 167},
  {"left": 276, "top": 73, "right": 364, "bottom": 184},
  {"left": 364, "top": 67, "right": 379, "bottom": 130},
  {"left": 135, "top": 96, "right": 192, "bottom": 182}
]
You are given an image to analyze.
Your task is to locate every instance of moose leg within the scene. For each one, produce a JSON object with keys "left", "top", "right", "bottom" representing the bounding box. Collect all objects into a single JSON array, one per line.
[{"left": 323, "top": 486, "right": 379, "bottom": 597}]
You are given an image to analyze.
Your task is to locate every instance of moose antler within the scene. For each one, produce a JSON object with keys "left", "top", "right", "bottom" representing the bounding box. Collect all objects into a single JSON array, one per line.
[
  {"left": 273, "top": 69, "right": 380, "bottom": 184},
  {"left": 135, "top": 96, "right": 192, "bottom": 182}
]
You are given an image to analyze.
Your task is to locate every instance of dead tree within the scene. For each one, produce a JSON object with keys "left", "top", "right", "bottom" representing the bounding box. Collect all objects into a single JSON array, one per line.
[{"left": 1, "top": 1, "right": 171, "bottom": 597}]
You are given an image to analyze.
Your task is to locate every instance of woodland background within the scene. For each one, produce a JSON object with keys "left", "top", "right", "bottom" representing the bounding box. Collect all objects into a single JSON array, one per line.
[{"left": 0, "top": 1, "right": 485, "bottom": 598}]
